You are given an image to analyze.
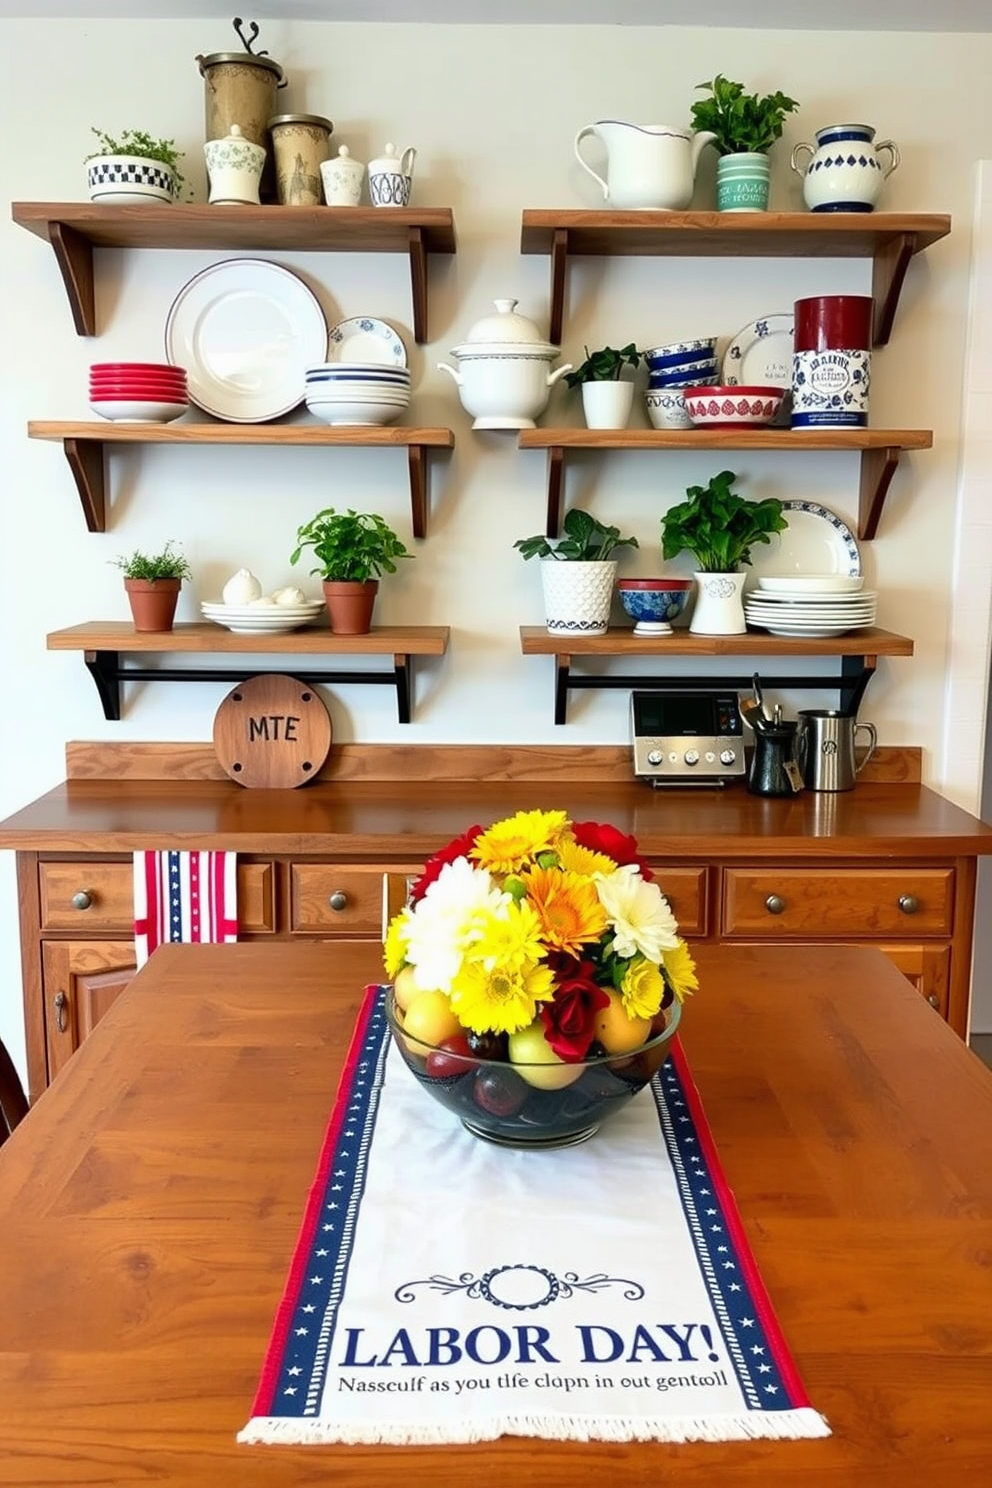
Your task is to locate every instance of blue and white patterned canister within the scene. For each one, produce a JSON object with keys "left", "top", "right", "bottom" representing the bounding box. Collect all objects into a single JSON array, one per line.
[{"left": 791, "top": 348, "right": 870, "bottom": 428}]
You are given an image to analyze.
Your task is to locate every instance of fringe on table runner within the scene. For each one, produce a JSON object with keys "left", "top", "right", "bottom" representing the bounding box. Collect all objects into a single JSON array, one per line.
[{"left": 238, "top": 1406, "right": 831, "bottom": 1446}]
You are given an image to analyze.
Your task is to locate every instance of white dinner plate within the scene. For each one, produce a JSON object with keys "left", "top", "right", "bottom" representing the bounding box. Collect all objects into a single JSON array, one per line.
[
  {"left": 165, "top": 259, "right": 329, "bottom": 423},
  {"left": 744, "top": 500, "right": 862, "bottom": 593},
  {"left": 745, "top": 590, "right": 877, "bottom": 607},
  {"left": 749, "top": 621, "right": 875, "bottom": 637},
  {"left": 327, "top": 316, "right": 408, "bottom": 368},
  {"left": 722, "top": 312, "right": 793, "bottom": 426},
  {"left": 757, "top": 575, "right": 864, "bottom": 596}
]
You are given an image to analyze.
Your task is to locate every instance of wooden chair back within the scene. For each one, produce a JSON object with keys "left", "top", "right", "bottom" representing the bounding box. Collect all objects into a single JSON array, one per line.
[{"left": 0, "top": 1036, "right": 29, "bottom": 1146}]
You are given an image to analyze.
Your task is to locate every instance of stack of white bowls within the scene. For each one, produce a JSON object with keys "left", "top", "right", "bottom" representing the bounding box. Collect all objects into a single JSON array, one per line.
[{"left": 304, "top": 363, "right": 411, "bottom": 426}]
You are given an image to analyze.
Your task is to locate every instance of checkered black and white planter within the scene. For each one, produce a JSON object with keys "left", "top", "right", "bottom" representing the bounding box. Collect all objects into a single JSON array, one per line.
[{"left": 86, "top": 154, "right": 177, "bottom": 205}]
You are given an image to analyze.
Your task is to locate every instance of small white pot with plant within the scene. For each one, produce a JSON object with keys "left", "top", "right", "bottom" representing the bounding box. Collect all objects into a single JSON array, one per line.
[
  {"left": 515, "top": 508, "right": 638, "bottom": 636},
  {"left": 86, "top": 127, "right": 186, "bottom": 205},
  {"left": 564, "top": 343, "right": 641, "bottom": 430},
  {"left": 660, "top": 469, "right": 788, "bottom": 635}
]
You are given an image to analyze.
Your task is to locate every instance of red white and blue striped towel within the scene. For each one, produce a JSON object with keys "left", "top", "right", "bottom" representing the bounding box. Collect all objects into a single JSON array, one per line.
[{"left": 133, "top": 851, "right": 238, "bottom": 968}]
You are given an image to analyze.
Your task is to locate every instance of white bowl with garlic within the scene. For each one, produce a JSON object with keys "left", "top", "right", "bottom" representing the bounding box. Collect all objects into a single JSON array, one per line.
[{"left": 204, "top": 571, "right": 325, "bottom": 633}]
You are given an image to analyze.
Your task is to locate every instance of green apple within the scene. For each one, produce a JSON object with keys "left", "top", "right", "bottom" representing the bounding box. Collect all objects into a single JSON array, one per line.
[{"left": 507, "top": 1019, "right": 583, "bottom": 1090}]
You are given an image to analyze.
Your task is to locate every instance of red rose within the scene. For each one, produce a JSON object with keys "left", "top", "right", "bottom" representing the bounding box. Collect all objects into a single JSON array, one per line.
[
  {"left": 571, "top": 820, "right": 654, "bottom": 882},
  {"left": 409, "top": 826, "right": 485, "bottom": 903},
  {"left": 539, "top": 958, "right": 611, "bottom": 1061}
]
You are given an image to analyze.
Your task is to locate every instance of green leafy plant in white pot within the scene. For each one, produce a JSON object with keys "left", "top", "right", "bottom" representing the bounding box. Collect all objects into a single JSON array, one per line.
[
  {"left": 660, "top": 469, "right": 787, "bottom": 635},
  {"left": 85, "top": 127, "right": 186, "bottom": 205},
  {"left": 515, "top": 508, "right": 638, "bottom": 636},
  {"left": 690, "top": 75, "right": 799, "bottom": 212},
  {"left": 564, "top": 343, "right": 641, "bottom": 429}
]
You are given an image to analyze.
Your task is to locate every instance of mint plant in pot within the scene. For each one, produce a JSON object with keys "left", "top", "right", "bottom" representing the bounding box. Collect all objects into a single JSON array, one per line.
[
  {"left": 515, "top": 507, "right": 638, "bottom": 636},
  {"left": 111, "top": 540, "right": 192, "bottom": 632},
  {"left": 660, "top": 470, "right": 787, "bottom": 634},
  {"left": 290, "top": 507, "right": 411, "bottom": 634},
  {"left": 690, "top": 75, "right": 799, "bottom": 212},
  {"left": 564, "top": 343, "right": 641, "bottom": 430}
]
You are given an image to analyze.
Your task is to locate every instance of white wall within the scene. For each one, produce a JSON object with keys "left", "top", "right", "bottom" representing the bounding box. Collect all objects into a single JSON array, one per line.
[{"left": 3, "top": 19, "right": 992, "bottom": 1079}]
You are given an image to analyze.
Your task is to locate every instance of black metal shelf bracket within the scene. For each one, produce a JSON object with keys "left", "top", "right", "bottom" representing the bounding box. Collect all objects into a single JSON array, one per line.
[
  {"left": 547, "top": 654, "right": 876, "bottom": 725},
  {"left": 81, "top": 651, "right": 418, "bottom": 723}
]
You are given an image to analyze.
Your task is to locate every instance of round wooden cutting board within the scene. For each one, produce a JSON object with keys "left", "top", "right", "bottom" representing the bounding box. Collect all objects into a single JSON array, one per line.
[{"left": 212, "top": 675, "right": 332, "bottom": 788}]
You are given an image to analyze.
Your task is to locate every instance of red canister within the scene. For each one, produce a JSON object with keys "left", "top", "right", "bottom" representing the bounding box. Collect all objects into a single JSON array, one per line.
[{"left": 794, "top": 295, "right": 873, "bottom": 351}]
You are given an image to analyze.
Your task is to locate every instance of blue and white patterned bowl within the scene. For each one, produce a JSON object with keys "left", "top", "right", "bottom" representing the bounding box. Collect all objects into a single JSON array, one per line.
[
  {"left": 648, "top": 361, "right": 719, "bottom": 389},
  {"left": 644, "top": 338, "right": 719, "bottom": 370},
  {"left": 617, "top": 579, "right": 693, "bottom": 633}
]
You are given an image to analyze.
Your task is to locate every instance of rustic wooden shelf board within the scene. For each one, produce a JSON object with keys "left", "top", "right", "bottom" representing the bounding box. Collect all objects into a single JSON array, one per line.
[
  {"left": 28, "top": 422, "right": 454, "bottom": 539},
  {"left": 46, "top": 622, "right": 450, "bottom": 724},
  {"left": 11, "top": 202, "right": 456, "bottom": 342},
  {"left": 517, "top": 427, "right": 932, "bottom": 539},
  {"left": 519, "top": 210, "right": 951, "bottom": 346},
  {"left": 519, "top": 625, "right": 914, "bottom": 725}
]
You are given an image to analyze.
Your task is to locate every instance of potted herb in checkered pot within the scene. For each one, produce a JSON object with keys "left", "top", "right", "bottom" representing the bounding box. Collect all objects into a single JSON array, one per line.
[{"left": 85, "top": 127, "right": 186, "bottom": 205}]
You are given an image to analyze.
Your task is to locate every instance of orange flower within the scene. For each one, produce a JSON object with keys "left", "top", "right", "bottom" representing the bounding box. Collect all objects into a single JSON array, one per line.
[{"left": 522, "top": 865, "right": 608, "bottom": 956}]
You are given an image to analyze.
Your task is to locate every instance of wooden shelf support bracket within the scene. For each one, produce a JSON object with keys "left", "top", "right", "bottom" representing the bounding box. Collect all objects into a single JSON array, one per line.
[
  {"left": 859, "top": 445, "right": 902, "bottom": 541},
  {"left": 548, "top": 228, "right": 569, "bottom": 347},
  {"left": 47, "top": 222, "right": 95, "bottom": 337},
  {"left": 872, "top": 232, "right": 916, "bottom": 348},
  {"left": 63, "top": 437, "right": 106, "bottom": 532},
  {"left": 408, "top": 226, "right": 428, "bottom": 344},
  {"left": 545, "top": 446, "right": 565, "bottom": 537}
]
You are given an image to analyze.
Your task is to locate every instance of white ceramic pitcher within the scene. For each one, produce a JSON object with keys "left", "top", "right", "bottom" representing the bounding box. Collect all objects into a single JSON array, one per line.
[{"left": 574, "top": 120, "right": 717, "bottom": 210}]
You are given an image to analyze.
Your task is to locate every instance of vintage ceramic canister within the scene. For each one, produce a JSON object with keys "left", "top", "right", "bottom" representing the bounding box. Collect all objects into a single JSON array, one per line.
[
  {"left": 204, "top": 124, "right": 266, "bottom": 205},
  {"left": 791, "top": 124, "right": 900, "bottom": 213},
  {"left": 791, "top": 294, "right": 873, "bottom": 429},
  {"left": 268, "top": 113, "right": 334, "bottom": 205},
  {"left": 196, "top": 40, "right": 286, "bottom": 201}
]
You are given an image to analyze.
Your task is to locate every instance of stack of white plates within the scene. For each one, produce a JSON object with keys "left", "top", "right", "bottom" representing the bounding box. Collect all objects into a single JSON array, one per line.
[
  {"left": 744, "top": 577, "right": 877, "bottom": 637},
  {"left": 201, "top": 600, "right": 325, "bottom": 635}
]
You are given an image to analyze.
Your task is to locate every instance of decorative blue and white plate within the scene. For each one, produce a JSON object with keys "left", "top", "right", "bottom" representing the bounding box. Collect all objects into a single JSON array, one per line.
[
  {"left": 723, "top": 313, "right": 794, "bottom": 426},
  {"left": 327, "top": 316, "right": 407, "bottom": 367},
  {"left": 744, "top": 499, "right": 862, "bottom": 594}
]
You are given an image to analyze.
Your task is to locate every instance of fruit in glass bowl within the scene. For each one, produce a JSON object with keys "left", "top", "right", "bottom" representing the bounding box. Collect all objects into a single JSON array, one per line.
[{"left": 385, "top": 987, "right": 681, "bottom": 1149}]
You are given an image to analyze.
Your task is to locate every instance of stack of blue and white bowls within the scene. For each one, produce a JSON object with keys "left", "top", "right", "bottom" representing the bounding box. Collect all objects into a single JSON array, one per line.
[
  {"left": 644, "top": 338, "right": 719, "bottom": 431},
  {"left": 304, "top": 362, "right": 411, "bottom": 426}
]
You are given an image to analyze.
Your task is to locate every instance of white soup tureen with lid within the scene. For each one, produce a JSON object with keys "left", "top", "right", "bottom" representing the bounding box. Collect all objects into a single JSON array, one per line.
[{"left": 437, "top": 299, "right": 571, "bottom": 429}]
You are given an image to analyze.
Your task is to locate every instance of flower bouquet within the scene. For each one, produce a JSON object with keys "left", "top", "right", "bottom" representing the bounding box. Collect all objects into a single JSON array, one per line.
[{"left": 383, "top": 809, "right": 697, "bottom": 1147}]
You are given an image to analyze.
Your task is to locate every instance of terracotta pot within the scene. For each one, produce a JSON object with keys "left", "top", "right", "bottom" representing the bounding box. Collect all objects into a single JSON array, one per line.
[
  {"left": 322, "top": 579, "right": 378, "bottom": 635},
  {"left": 124, "top": 578, "right": 181, "bottom": 632}
]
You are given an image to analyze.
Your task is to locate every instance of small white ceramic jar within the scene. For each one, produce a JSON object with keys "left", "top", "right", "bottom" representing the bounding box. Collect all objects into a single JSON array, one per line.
[
  {"left": 204, "top": 124, "right": 266, "bottom": 206},
  {"left": 436, "top": 299, "right": 572, "bottom": 430},
  {"left": 320, "top": 145, "right": 365, "bottom": 206},
  {"left": 367, "top": 142, "right": 416, "bottom": 207}
]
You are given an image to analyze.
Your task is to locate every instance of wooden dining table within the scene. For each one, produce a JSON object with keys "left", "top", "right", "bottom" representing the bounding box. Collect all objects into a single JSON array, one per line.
[{"left": 0, "top": 939, "right": 990, "bottom": 1486}]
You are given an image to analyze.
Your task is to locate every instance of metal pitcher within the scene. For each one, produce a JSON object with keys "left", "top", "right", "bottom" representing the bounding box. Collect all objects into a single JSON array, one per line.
[{"left": 798, "top": 709, "right": 877, "bottom": 792}]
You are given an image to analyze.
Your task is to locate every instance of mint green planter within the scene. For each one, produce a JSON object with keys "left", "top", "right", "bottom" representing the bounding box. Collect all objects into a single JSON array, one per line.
[{"left": 717, "top": 153, "right": 770, "bottom": 212}]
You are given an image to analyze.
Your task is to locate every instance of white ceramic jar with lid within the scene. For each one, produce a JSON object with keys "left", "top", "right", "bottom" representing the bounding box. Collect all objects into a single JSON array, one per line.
[
  {"left": 437, "top": 299, "right": 572, "bottom": 429},
  {"left": 204, "top": 124, "right": 266, "bottom": 205}
]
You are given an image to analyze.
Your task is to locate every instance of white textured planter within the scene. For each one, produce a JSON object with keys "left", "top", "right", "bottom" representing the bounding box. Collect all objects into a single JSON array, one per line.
[
  {"left": 581, "top": 380, "right": 635, "bottom": 430},
  {"left": 541, "top": 559, "right": 617, "bottom": 636},
  {"left": 689, "top": 571, "right": 747, "bottom": 635}
]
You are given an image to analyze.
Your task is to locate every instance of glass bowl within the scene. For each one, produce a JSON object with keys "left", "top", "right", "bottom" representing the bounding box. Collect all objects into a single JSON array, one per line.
[{"left": 384, "top": 989, "right": 681, "bottom": 1149}]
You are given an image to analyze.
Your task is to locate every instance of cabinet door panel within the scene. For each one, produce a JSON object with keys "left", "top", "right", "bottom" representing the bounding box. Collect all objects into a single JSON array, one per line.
[
  {"left": 721, "top": 868, "right": 953, "bottom": 938},
  {"left": 41, "top": 941, "right": 137, "bottom": 1080}
]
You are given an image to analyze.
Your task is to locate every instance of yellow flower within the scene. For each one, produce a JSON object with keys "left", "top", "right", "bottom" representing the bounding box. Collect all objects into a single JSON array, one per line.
[
  {"left": 523, "top": 864, "right": 608, "bottom": 956},
  {"left": 662, "top": 939, "right": 699, "bottom": 1003},
  {"left": 450, "top": 959, "right": 556, "bottom": 1035},
  {"left": 383, "top": 910, "right": 412, "bottom": 978},
  {"left": 471, "top": 809, "right": 570, "bottom": 876},
  {"left": 556, "top": 837, "right": 617, "bottom": 879},
  {"left": 620, "top": 956, "right": 665, "bottom": 1021}
]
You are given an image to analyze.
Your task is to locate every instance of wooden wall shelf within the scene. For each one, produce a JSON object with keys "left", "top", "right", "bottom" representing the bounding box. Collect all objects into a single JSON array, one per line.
[
  {"left": 519, "top": 625, "right": 915, "bottom": 724},
  {"left": 27, "top": 421, "right": 454, "bottom": 539},
  {"left": 47, "top": 622, "right": 450, "bottom": 723},
  {"left": 519, "top": 210, "right": 951, "bottom": 346},
  {"left": 11, "top": 202, "right": 457, "bottom": 342},
  {"left": 517, "top": 427, "right": 932, "bottom": 540}
]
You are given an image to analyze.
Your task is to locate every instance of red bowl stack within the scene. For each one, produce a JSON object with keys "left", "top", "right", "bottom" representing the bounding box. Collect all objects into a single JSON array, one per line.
[{"left": 88, "top": 362, "right": 190, "bottom": 423}]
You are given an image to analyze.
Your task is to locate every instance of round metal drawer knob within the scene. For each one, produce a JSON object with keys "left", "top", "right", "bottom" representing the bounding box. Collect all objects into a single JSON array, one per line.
[
  {"left": 926, "top": 993, "right": 941, "bottom": 1010},
  {"left": 898, "top": 894, "right": 920, "bottom": 915},
  {"left": 764, "top": 894, "right": 786, "bottom": 915},
  {"left": 328, "top": 891, "right": 349, "bottom": 912},
  {"left": 71, "top": 890, "right": 93, "bottom": 911}
]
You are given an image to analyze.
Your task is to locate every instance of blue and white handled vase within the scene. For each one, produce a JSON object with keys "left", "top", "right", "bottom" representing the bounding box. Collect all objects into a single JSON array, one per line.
[{"left": 791, "top": 124, "right": 900, "bottom": 213}]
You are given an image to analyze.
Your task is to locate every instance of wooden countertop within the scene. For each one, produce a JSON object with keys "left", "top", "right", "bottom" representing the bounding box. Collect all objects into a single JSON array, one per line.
[{"left": 1, "top": 940, "right": 991, "bottom": 1484}]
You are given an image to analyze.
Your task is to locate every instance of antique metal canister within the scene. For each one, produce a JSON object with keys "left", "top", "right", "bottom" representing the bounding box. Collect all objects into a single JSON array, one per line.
[{"left": 196, "top": 30, "right": 286, "bottom": 202}]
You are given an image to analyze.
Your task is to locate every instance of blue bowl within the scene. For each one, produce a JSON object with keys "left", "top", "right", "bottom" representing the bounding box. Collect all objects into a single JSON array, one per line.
[
  {"left": 648, "top": 363, "right": 719, "bottom": 389},
  {"left": 617, "top": 580, "right": 693, "bottom": 633},
  {"left": 643, "top": 338, "right": 718, "bottom": 370}
]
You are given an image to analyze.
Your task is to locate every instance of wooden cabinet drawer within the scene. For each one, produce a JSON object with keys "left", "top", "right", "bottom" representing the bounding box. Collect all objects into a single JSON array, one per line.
[
  {"left": 721, "top": 868, "right": 954, "bottom": 939},
  {"left": 292, "top": 863, "right": 421, "bottom": 937},
  {"left": 39, "top": 860, "right": 276, "bottom": 934},
  {"left": 644, "top": 864, "right": 708, "bottom": 936}
]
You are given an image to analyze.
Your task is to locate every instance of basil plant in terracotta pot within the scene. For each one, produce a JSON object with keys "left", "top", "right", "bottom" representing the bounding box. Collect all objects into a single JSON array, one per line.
[
  {"left": 690, "top": 75, "right": 799, "bottom": 212},
  {"left": 515, "top": 507, "right": 638, "bottom": 637},
  {"left": 111, "top": 539, "right": 192, "bottom": 633},
  {"left": 660, "top": 469, "right": 787, "bottom": 635},
  {"left": 290, "top": 507, "right": 411, "bottom": 635},
  {"left": 564, "top": 343, "right": 642, "bottom": 430}
]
